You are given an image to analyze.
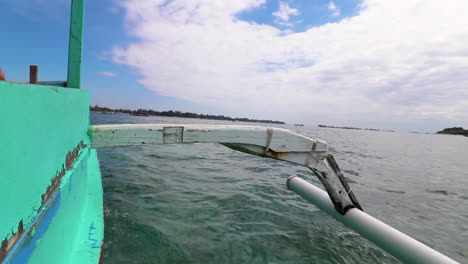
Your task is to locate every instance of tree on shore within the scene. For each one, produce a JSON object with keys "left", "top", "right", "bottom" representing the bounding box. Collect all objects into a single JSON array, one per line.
[
  {"left": 90, "top": 105, "right": 285, "bottom": 124},
  {"left": 436, "top": 127, "right": 468, "bottom": 136}
]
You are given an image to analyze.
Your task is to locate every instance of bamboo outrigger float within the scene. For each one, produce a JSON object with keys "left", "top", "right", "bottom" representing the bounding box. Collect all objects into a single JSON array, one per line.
[{"left": 0, "top": 0, "right": 461, "bottom": 263}]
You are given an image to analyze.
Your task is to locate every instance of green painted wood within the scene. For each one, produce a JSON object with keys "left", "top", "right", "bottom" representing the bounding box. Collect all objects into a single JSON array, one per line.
[
  {"left": 26, "top": 149, "right": 103, "bottom": 264},
  {"left": 0, "top": 81, "right": 101, "bottom": 262},
  {"left": 72, "top": 149, "right": 104, "bottom": 263},
  {"left": 67, "top": 0, "right": 85, "bottom": 88}
]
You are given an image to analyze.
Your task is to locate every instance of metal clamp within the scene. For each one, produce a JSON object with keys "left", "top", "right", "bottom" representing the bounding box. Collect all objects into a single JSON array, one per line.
[{"left": 310, "top": 154, "right": 363, "bottom": 214}]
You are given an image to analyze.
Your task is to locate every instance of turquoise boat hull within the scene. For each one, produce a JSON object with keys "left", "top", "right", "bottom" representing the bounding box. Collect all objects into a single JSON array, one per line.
[{"left": 0, "top": 82, "right": 104, "bottom": 263}]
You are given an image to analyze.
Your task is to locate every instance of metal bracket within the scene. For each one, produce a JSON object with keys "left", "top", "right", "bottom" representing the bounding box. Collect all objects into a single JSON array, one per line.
[
  {"left": 310, "top": 154, "right": 363, "bottom": 214},
  {"left": 264, "top": 127, "right": 273, "bottom": 155}
]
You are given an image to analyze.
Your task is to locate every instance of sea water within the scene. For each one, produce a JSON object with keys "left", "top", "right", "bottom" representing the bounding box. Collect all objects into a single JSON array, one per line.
[{"left": 91, "top": 113, "right": 468, "bottom": 264}]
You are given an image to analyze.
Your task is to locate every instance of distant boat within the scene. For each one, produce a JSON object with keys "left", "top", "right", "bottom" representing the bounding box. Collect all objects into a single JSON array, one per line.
[
  {"left": 131, "top": 112, "right": 150, "bottom": 117},
  {"left": 293, "top": 124, "right": 304, "bottom": 126}
]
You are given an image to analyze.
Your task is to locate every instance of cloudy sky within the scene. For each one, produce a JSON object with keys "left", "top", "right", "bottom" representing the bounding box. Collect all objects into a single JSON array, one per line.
[{"left": 1, "top": 0, "right": 468, "bottom": 132}]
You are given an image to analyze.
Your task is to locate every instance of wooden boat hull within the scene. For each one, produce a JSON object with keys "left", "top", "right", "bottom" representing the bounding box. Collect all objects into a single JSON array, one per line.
[{"left": 0, "top": 82, "right": 104, "bottom": 263}]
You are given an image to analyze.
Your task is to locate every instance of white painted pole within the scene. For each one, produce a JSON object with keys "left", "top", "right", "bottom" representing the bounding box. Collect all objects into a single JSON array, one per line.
[{"left": 287, "top": 176, "right": 460, "bottom": 264}]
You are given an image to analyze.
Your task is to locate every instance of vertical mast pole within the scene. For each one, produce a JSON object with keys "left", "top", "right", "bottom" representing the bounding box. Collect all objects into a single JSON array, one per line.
[{"left": 66, "top": 0, "right": 85, "bottom": 88}]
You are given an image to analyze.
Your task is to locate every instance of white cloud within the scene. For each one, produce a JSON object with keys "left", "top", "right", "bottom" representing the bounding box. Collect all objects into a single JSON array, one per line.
[
  {"left": 273, "top": 1, "right": 299, "bottom": 26},
  {"left": 112, "top": 0, "right": 468, "bottom": 131},
  {"left": 99, "top": 71, "right": 118, "bottom": 77},
  {"left": 328, "top": 1, "right": 340, "bottom": 17}
]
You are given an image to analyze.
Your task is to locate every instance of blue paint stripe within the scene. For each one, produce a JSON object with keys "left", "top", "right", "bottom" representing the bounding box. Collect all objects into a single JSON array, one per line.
[
  {"left": 4, "top": 191, "right": 61, "bottom": 264},
  {"left": 4, "top": 148, "right": 91, "bottom": 264}
]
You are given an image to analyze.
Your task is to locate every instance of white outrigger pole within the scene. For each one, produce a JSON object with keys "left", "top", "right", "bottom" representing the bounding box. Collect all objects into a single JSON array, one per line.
[
  {"left": 91, "top": 124, "right": 460, "bottom": 264},
  {"left": 287, "top": 177, "right": 458, "bottom": 264}
]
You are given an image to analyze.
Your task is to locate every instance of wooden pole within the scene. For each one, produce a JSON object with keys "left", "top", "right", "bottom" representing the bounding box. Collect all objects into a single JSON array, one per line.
[
  {"left": 66, "top": 0, "right": 85, "bottom": 88},
  {"left": 0, "top": 67, "right": 5, "bottom": 81},
  {"left": 29, "top": 65, "right": 38, "bottom": 84}
]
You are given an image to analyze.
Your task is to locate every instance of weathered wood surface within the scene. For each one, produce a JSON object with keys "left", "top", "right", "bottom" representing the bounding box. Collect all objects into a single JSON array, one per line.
[
  {"left": 29, "top": 65, "right": 38, "bottom": 84},
  {"left": 91, "top": 124, "right": 328, "bottom": 168},
  {"left": 0, "top": 67, "right": 5, "bottom": 81}
]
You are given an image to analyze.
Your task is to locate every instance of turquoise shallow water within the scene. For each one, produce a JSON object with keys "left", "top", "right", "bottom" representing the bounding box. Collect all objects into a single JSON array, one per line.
[{"left": 91, "top": 113, "right": 468, "bottom": 264}]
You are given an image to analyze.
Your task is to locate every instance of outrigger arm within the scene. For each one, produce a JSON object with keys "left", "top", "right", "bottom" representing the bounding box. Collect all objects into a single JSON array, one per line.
[
  {"left": 91, "top": 124, "right": 360, "bottom": 213},
  {"left": 90, "top": 124, "right": 459, "bottom": 264}
]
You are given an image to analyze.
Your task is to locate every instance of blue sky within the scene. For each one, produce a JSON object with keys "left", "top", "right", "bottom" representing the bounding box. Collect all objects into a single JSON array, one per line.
[
  {"left": 0, "top": 0, "right": 195, "bottom": 111},
  {"left": 2, "top": 0, "right": 468, "bottom": 132},
  {"left": 238, "top": 0, "right": 360, "bottom": 31}
]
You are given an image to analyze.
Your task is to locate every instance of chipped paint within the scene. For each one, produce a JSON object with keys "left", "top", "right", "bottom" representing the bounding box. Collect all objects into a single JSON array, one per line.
[
  {"left": 7, "top": 192, "right": 61, "bottom": 264},
  {"left": 1, "top": 147, "right": 103, "bottom": 264},
  {"left": 40, "top": 141, "right": 87, "bottom": 210},
  {"left": 268, "top": 150, "right": 289, "bottom": 160},
  {"left": 0, "top": 141, "right": 87, "bottom": 263},
  {"left": 1, "top": 80, "right": 90, "bottom": 246},
  {"left": 0, "top": 222, "right": 23, "bottom": 261}
]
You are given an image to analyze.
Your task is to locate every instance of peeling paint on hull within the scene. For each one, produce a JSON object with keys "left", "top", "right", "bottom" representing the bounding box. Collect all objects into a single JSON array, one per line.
[
  {"left": 2, "top": 149, "right": 104, "bottom": 264},
  {"left": 8, "top": 192, "right": 61, "bottom": 264},
  {"left": 1, "top": 141, "right": 87, "bottom": 263},
  {"left": 1, "top": 81, "right": 103, "bottom": 263}
]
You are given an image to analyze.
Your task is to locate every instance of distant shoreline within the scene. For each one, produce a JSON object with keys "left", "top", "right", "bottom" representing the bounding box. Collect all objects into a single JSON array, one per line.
[
  {"left": 318, "top": 124, "right": 395, "bottom": 132},
  {"left": 90, "top": 105, "right": 285, "bottom": 125}
]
